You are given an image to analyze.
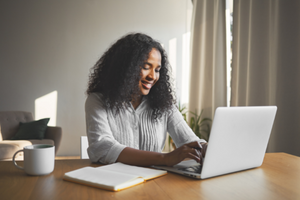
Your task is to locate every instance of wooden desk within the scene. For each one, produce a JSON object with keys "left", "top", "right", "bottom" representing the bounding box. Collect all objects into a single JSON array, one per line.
[{"left": 0, "top": 153, "right": 299, "bottom": 200}]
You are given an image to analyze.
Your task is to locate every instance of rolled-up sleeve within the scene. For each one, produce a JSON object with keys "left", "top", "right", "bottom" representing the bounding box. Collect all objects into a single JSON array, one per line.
[
  {"left": 167, "top": 105, "right": 206, "bottom": 147},
  {"left": 85, "top": 93, "right": 126, "bottom": 164}
]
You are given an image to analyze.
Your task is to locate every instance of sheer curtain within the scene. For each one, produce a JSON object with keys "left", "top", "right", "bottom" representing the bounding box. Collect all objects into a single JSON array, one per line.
[
  {"left": 231, "top": 0, "right": 300, "bottom": 156},
  {"left": 188, "top": 0, "right": 227, "bottom": 121}
]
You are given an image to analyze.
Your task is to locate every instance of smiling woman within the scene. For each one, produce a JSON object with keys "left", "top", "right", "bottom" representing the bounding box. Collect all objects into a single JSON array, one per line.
[
  {"left": 85, "top": 33, "right": 207, "bottom": 167},
  {"left": 87, "top": 33, "right": 173, "bottom": 120}
]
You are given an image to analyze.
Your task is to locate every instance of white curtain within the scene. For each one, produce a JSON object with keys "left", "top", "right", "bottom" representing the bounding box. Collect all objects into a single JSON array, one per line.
[
  {"left": 188, "top": 0, "right": 227, "bottom": 121},
  {"left": 231, "top": 0, "right": 300, "bottom": 156}
]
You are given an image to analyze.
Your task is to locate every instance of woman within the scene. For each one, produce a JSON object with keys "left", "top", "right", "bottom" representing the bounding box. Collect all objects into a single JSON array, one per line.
[{"left": 85, "top": 33, "right": 207, "bottom": 166}]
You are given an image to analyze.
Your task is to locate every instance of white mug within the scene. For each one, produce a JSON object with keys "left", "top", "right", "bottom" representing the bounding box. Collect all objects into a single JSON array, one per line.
[{"left": 13, "top": 144, "right": 55, "bottom": 176}]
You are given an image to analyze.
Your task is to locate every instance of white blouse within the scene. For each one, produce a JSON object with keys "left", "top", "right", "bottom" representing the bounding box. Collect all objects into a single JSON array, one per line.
[{"left": 85, "top": 93, "right": 206, "bottom": 163}]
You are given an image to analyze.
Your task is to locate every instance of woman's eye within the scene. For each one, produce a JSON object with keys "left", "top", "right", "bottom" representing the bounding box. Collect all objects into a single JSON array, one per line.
[{"left": 142, "top": 66, "right": 149, "bottom": 70}]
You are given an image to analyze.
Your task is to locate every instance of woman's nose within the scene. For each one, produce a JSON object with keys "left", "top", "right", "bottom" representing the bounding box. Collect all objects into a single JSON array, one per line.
[{"left": 147, "top": 69, "right": 156, "bottom": 80}]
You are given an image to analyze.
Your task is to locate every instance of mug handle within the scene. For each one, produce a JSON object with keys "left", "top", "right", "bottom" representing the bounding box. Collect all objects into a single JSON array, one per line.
[{"left": 13, "top": 150, "right": 24, "bottom": 170}]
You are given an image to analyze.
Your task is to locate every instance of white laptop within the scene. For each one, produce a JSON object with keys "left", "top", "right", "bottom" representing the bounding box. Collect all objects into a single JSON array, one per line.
[{"left": 153, "top": 106, "right": 277, "bottom": 179}]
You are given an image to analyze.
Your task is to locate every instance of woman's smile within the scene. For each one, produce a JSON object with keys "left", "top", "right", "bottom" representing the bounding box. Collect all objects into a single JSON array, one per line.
[{"left": 141, "top": 80, "right": 154, "bottom": 89}]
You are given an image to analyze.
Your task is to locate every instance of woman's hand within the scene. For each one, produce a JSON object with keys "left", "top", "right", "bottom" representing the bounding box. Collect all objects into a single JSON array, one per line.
[{"left": 164, "top": 141, "right": 208, "bottom": 166}]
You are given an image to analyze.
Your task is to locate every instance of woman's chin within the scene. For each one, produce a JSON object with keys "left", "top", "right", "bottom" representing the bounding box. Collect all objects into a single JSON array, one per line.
[
  {"left": 140, "top": 89, "right": 150, "bottom": 96},
  {"left": 139, "top": 86, "right": 151, "bottom": 95}
]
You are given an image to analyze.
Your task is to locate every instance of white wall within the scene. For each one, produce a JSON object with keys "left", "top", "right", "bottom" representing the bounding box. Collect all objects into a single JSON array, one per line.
[{"left": 0, "top": 0, "right": 192, "bottom": 156}]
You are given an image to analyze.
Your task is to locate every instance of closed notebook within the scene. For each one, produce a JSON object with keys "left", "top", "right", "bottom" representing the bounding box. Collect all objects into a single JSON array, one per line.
[{"left": 63, "top": 162, "right": 167, "bottom": 191}]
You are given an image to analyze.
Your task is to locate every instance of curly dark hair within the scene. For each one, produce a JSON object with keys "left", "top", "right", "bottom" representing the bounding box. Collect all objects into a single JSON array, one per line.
[{"left": 87, "top": 33, "right": 176, "bottom": 120}]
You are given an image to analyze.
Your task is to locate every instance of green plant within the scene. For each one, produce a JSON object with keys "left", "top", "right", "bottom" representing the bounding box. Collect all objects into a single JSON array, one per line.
[
  {"left": 168, "top": 103, "right": 212, "bottom": 150},
  {"left": 188, "top": 109, "right": 211, "bottom": 141}
]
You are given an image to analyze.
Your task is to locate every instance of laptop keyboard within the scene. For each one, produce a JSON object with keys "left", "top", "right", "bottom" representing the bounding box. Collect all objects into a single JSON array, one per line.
[{"left": 178, "top": 165, "right": 202, "bottom": 174}]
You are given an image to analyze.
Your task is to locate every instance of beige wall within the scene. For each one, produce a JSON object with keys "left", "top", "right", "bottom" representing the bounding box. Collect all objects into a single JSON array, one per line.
[{"left": 0, "top": 0, "right": 192, "bottom": 156}]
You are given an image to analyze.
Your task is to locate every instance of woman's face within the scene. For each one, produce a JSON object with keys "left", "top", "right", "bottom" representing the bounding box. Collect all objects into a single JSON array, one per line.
[{"left": 139, "top": 48, "right": 161, "bottom": 96}]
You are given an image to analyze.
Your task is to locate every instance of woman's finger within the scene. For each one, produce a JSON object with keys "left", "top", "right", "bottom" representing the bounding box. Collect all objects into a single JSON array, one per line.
[
  {"left": 201, "top": 142, "right": 208, "bottom": 157},
  {"left": 199, "top": 152, "right": 204, "bottom": 165},
  {"left": 194, "top": 148, "right": 201, "bottom": 158},
  {"left": 187, "top": 152, "right": 201, "bottom": 163},
  {"left": 182, "top": 146, "right": 200, "bottom": 157},
  {"left": 186, "top": 141, "right": 202, "bottom": 150},
  {"left": 186, "top": 148, "right": 202, "bottom": 163}
]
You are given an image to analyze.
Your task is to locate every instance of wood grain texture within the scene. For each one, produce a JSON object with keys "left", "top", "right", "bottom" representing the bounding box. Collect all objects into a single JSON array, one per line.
[{"left": 0, "top": 153, "right": 300, "bottom": 200}]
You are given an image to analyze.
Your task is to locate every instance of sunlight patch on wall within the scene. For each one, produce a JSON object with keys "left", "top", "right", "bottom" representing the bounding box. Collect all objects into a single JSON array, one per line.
[
  {"left": 225, "top": 0, "right": 233, "bottom": 106},
  {"left": 35, "top": 91, "right": 57, "bottom": 126},
  {"left": 169, "top": 38, "right": 177, "bottom": 80},
  {"left": 181, "top": 32, "right": 191, "bottom": 106}
]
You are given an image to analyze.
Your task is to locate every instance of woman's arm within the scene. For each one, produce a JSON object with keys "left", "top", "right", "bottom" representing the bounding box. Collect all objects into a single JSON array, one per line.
[
  {"left": 118, "top": 105, "right": 210, "bottom": 167},
  {"left": 117, "top": 141, "right": 205, "bottom": 167},
  {"left": 165, "top": 105, "right": 208, "bottom": 165},
  {"left": 167, "top": 106, "right": 207, "bottom": 146},
  {"left": 85, "top": 93, "right": 127, "bottom": 163}
]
